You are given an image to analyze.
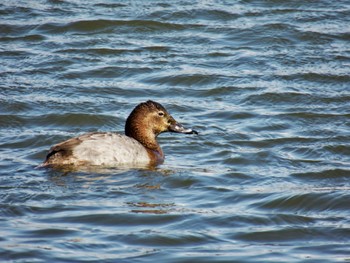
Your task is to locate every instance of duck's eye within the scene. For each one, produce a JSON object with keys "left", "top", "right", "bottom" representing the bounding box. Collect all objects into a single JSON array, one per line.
[{"left": 158, "top": 111, "right": 165, "bottom": 117}]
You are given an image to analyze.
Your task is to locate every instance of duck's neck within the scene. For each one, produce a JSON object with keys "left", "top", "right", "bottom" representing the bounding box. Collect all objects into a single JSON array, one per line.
[
  {"left": 139, "top": 133, "right": 162, "bottom": 154},
  {"left": 126, "top": 129, "right": 164, "bottom": 160}
]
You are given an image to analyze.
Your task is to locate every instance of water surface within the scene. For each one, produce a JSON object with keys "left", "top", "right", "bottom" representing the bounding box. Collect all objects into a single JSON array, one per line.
[{"left": 1, "top": 0, "right": 350, "bottom": 262}]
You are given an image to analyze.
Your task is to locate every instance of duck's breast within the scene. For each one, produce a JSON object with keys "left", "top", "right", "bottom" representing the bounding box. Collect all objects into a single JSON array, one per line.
[{"left": 72, "top": 132, "right": 150, "bottom": 166}]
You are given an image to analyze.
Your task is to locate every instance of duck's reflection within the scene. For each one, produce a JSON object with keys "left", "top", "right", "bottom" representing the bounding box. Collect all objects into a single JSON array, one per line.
[
  {"left": 44, "top": 166, "right": 178, "bottom": 215},
  {"left": 127, "top": 201, "right": 175, "bottom": 214}
]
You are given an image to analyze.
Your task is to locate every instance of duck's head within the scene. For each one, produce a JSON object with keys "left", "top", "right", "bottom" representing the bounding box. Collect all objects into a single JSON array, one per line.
[{"left": 125, "top": 100, "right": 198, "bottom": 141}]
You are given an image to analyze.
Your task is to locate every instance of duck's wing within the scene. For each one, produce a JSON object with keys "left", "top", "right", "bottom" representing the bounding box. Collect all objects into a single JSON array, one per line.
[
  {"left": 43, "top": 132, "right": 104, "bottom": 165},
  {"left": 43, "top": 132, "right": 150, "bottom": 167}
]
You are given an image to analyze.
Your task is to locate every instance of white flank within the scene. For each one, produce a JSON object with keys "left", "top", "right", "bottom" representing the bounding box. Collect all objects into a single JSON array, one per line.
[{"left": 72, "top": 133, "right": 150, "bottom": 166}]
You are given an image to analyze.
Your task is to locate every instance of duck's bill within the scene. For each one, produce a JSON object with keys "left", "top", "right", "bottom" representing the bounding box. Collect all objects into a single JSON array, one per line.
[{"left": 170, "top": 123, "right": 198, "bottom": 135}]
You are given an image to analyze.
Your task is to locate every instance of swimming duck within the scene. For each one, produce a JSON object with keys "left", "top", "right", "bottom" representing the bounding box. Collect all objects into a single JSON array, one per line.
[{"left": 42, "top": 100, "right": 198, "bottom": 168}]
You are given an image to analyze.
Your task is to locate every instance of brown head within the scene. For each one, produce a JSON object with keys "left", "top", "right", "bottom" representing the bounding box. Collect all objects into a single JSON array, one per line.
[{"left": 125, "top": 100, "right": 197, "bottom": 152}]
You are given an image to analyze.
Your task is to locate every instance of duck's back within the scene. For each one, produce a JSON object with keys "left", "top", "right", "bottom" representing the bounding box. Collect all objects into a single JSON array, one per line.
[{"left": 44, "top": 132, "right": 150, "bottom": 167}]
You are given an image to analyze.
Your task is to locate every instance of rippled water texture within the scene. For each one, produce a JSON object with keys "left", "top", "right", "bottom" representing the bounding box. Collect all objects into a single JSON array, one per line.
[{"left": 1, "top": 0, "right": 350, "bottom": 262}]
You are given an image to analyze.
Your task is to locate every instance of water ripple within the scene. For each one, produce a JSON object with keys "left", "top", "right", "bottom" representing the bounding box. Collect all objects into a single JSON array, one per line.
[{"left": 1, "top": 0, "right": 350, "bottom": 262}]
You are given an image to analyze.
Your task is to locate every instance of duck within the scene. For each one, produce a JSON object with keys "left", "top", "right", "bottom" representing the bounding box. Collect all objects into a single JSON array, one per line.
[{"left": 41, "top": 100, "right": 198, "bottom": 168}]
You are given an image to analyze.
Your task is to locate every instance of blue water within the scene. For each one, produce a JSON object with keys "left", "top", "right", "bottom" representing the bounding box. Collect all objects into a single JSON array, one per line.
[{"left": 1, "top": 0, "right": 350, "bottom": 262}]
